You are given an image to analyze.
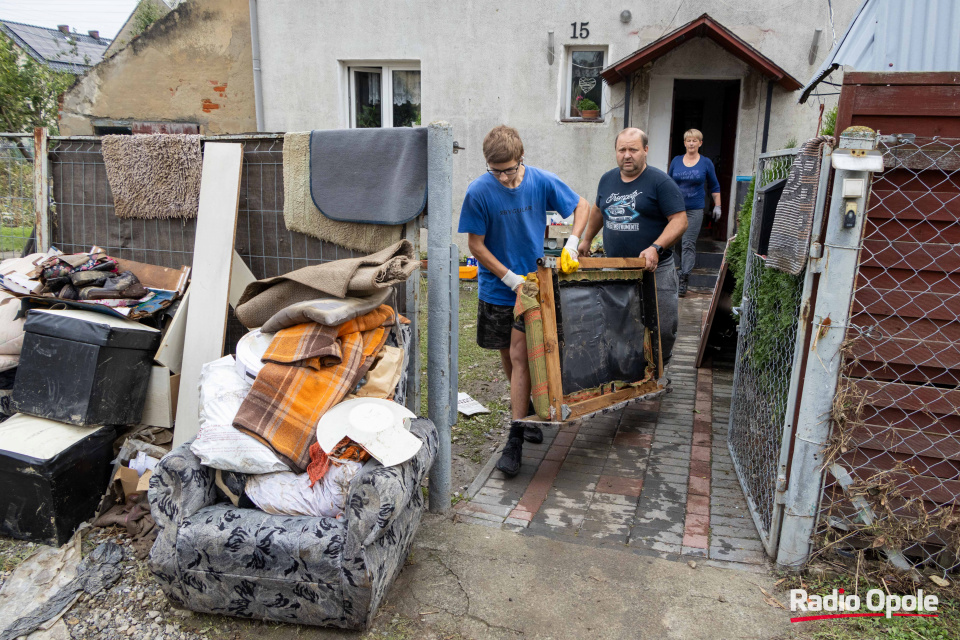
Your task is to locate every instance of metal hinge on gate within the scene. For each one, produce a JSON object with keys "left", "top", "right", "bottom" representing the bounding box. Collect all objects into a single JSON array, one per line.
[{"left": 775, "top": 474, "right": 788, "bottom": 504}]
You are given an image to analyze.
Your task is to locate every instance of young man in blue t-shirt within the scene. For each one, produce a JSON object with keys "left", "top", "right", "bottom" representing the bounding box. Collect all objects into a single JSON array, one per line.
[
  {"left": 458, "top": 125, "right": 589, "bottom": 477},
  {"left": 577, "top": 127, "right": 687, "bottom": 364}
]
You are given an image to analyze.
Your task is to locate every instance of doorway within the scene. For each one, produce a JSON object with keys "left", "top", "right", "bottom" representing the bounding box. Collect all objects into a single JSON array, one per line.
[{"left": 669, "top": 79, "right": 740, "bottom": 241}]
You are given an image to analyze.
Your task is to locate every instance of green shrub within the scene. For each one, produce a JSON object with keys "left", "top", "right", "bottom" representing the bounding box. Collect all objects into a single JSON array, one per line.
[
  {"left": 132, "top": 0, "right": 165, "bottom": 37},
  {"left": 727, "top": 179, "right": 754, "bottom": 309},
  {"left": 822, "top": 104, "right": 838, "bottom": 137}
]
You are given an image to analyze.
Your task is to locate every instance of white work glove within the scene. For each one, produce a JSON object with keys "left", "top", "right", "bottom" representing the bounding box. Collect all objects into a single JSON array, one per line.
[
  {"left": 712, "top": 206, "right": 722, "bottom": 221},
  {"left": 501, "top": 270, "right": 525, "bottom": 292},
  {"left": 560, "top": 235, "right": 580, "bottom": 274}
]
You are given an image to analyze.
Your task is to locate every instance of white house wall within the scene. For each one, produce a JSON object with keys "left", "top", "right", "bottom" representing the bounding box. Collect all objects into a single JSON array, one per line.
[{"left": 257, "top": 0, "right": 860, "bottom": 252}]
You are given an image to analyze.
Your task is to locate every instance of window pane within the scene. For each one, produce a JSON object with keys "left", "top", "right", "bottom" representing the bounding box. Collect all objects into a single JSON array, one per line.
[
  {"left": 354, "top": 70, "right": 382, "bottom": 128},
  {"left": 392, "top": 70, "right": 421, "bottom": 127},
  {"left": 570, "top": 50, "right": 603, "bottom": 117}
]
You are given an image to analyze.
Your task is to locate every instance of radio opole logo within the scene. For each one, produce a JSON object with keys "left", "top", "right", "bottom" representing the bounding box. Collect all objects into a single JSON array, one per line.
[{"left": 789, "top": 588, "right": 939, "bottom": 623}]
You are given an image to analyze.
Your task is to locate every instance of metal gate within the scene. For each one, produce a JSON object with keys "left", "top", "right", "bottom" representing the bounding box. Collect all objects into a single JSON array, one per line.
[
  {"left": 727, "top": 146, "right": 833, "bottom": 556},
  {"left": 816, "top": 135, "right": 960, "bottom": 573}
]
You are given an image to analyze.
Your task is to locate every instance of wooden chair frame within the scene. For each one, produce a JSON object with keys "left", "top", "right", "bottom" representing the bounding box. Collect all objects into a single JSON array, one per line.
[{"left": 522, "top": 256, "right": 666, "bottom": 425}]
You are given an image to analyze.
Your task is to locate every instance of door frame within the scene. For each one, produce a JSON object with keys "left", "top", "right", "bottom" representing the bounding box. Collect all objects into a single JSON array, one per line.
[{"left": 645, "top": 73, "right": 745, "bottom": 238}]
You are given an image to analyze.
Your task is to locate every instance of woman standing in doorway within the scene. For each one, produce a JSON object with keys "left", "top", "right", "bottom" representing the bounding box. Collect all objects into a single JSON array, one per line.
[{"left": 668, "top": 129, "right": 721, "bottom": 297}]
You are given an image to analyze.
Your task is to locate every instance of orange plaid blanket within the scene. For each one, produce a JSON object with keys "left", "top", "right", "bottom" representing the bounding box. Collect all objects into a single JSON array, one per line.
[{"left": 234, "top": 305, "right": 393, "bottom": 472}]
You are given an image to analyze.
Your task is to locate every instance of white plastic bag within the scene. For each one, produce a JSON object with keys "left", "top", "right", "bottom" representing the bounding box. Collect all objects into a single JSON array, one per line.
[
  {"left": 243, "top": 460, "right": 363, "bottom": 519},
  {"left": 189, "top": 356, "right": 289, "bottom": 474}
]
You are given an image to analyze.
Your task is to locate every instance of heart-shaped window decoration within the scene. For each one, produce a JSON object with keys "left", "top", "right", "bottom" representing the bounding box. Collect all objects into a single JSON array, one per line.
[{"left": 578, "top": 77, "right": 597, "bottom": 94}]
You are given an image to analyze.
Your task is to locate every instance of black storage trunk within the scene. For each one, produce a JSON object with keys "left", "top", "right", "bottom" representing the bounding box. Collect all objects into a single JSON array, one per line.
[
  {"left": 13, "top": 309, "right": 161, "bottom": 426},
  {"left": 0, "top": 414, "right": 115, "bottom": 545}
]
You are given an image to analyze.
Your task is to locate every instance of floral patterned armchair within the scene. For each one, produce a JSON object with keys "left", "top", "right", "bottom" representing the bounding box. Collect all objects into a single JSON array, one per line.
[{"left": 147, "top": 418, "right": 438, "bottom": 630}]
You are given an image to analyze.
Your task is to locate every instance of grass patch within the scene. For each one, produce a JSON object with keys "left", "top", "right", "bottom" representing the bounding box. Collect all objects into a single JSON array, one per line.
[
  {"left": 0, "top": 224, "right": 31, "bottom": 253},
  {"left": 0, "top": 537, "right": 36, "bottom": 574},
  {"left": 418, "top": 278, "right": 509, "bottom": 477}
]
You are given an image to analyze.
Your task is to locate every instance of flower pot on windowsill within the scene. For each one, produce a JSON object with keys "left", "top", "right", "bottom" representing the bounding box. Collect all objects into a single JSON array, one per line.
[{"left": 580, "top": 109, "right": 600, "bottom": 119}]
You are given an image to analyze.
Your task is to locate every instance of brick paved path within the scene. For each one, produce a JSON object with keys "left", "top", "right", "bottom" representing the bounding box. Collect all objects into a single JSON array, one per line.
[{"left": 455, "top": 295, "right": 769, "bottom": 571}]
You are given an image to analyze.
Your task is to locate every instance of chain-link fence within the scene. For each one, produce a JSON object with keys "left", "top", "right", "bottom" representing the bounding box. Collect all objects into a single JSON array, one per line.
[
  {"left": 727, "top": 148, "right": 808, "bottom": 555},
  {"left": 0, "top": 135, "right": 36, "bottom": 260},
  {"left": 817, "top": 135, "right": 960, "bottom": 574}
]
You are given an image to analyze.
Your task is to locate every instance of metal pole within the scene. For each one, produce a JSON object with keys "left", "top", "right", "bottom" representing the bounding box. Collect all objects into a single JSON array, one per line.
[
  {"left": 776, "top": 128, "right": 878, "bottom": 569},
  {"left": 427, "top": 122, "right": 454, "bottom": 512},
  {"left": 767, "top": 147, "right": 833, "bottom": 556},
  {"left": 248, "top": 0, "right": 265, "bottom": 132},
  {"left": 622, "top": 73, "right": 631, "bottom": 128},
  {"left": 33, "top": 127, "right": 49, "bottom": 252}
]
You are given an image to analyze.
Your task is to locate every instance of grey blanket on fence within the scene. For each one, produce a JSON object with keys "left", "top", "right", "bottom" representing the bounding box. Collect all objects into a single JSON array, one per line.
[
  {"left": 310, "top": 127, "right": 427, "bottom": 225},
  {"left": 284, "top": 132, "right": 403, "bottom": 252},
  {"left": 101, "top": 134, "right": 202, "bottom": 219},
  {"left": 765, "top": 135, "right": 834, "bottom": 275},
  {"left": 235, "top": 240, "right": 417, "bottom": 329}
]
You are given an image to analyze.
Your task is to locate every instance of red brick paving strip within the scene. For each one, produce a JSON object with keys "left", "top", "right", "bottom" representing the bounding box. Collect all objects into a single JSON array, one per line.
[
  {"left": 508, "top": 423, "right": 581, "bottom": 520},
  {"left": 683, "top": 366, "right": 713, "bottom": 549},
  {"left": 596, "top": 475, "right": 644, "bottom": 497}
]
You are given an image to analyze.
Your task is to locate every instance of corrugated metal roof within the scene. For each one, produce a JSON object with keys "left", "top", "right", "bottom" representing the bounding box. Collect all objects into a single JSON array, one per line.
[
  {"left": 0, "top": 20, "right": 111, "bottom": 74},
  {"left": 799, "top": 0, "right": 960, "bottom": 103}
]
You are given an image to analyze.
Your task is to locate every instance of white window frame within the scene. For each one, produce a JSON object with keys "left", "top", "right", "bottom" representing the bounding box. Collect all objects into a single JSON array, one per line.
[
  {"left": 563, "top": 45, "right": 608, "bottom": 121},
  {"left": 342, "top": 61, "right": 421, "bottom": 128}
]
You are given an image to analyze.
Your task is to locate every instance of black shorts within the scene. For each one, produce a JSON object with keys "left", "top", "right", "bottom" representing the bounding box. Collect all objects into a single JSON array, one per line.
[{"left": 476, "top": 299, "right": 525, "bottom": 350}]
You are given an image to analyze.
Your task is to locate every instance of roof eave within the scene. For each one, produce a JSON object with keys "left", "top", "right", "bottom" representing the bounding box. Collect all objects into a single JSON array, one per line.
[{"left": 601, "top": 13, "right": 802, "bottom": 91}]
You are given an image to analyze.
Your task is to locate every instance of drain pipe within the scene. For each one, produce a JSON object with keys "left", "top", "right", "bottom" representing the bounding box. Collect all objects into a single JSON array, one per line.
[
  {"left": 249, "top": 0, "right": 265, "bottom": 131},
  {"left": 760, "top": 80, "right": 774, "bottom": 153}
]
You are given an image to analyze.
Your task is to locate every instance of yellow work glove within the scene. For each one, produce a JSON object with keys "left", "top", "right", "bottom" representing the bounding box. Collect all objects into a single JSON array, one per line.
[{"left": 559, "top": 235, "right": 580, "bottom": 274}]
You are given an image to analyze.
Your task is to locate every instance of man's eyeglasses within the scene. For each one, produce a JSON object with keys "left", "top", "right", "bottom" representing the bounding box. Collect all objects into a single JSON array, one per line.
[{"left": 487, "top": 160, "right": 523, "bottom": 176}]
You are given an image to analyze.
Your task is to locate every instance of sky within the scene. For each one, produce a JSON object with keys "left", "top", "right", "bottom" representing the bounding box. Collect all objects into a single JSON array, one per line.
[{"left": 0, "top": 0, "right": 141, "bottom": 40}]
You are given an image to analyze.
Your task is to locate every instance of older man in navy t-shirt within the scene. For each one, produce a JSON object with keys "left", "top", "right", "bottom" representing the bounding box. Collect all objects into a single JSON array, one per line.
[
  {"left": 577, "top": 127, "right": 687, "bottom": 364},
  {"left": 458, "top": 125, "right": 589, "bottom": 477}
]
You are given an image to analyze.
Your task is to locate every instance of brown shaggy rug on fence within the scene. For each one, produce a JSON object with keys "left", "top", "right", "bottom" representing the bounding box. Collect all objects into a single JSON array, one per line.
[{"left": 101, "top": 134, "right": 202, "bottom": 219}]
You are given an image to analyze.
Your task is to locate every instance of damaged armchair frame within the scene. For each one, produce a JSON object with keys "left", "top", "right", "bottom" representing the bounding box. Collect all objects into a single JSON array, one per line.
[{"left": 517, "top": 255, "right": 666, "bottom": 428}]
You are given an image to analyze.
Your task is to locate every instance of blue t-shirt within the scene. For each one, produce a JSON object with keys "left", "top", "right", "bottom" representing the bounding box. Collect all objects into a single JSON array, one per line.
[
  {"left": 668, "top": 155, "right": 721, "bottom": 210},
  {"left": 458, "top": 166, "right": 580, "bottom": 305},
  {"left": 595, "top": 166, "right": 686, "bottom": 259}
]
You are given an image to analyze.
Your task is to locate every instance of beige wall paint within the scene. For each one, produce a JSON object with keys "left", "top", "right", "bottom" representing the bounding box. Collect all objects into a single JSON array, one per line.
[
  {"left": 257, "top": 0, "right": 861, "bottom": 252},
  {"left": 60, "top": 0, "right": 255, "bottom": 136}
]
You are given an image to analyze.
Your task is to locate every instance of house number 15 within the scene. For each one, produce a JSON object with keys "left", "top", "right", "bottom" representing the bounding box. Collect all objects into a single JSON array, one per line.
[{"left": 570, "top": 22, "right": 590, "bottom": 39}]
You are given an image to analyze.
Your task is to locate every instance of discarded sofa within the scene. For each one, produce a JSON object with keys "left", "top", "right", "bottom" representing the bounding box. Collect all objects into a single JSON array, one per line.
[{"left": 147, "top": 417, "right": 438, "bottom": 630}]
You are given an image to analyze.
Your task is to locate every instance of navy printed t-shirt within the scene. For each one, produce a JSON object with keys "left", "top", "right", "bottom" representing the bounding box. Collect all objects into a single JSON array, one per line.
[
  {"left": 668, "top": 155, "right": 721, "bottom": 210},
  {"left": 458, "top": 166, "right": 579, "bottom": 305},
  {"left": 595, "top": 166, "right": 686, "bottom": 259}
]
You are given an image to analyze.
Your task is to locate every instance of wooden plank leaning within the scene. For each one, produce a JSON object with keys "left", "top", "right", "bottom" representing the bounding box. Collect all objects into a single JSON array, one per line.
[{"left": 172, "top": 143, "right": 244, "bottom": 448}]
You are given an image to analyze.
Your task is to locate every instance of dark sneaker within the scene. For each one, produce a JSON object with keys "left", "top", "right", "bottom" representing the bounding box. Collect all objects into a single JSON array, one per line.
[
  {"left": 523, "top": 425, "right": 543, "bottom": 444},
  {"left": 678, "top": 274, "right": 689, "bottom": 298},
  {"left": 495, "top": 437, "right": 523, "bottom": 477}
]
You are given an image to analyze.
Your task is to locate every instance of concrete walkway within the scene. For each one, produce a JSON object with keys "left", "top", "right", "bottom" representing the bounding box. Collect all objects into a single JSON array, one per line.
[{"left": 456, "top": 294, "right": 767, "bottom": 571}]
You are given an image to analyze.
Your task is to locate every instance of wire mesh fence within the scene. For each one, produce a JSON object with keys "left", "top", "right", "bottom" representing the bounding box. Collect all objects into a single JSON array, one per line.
[
  {"left": 47, "top": 134, "right": 418, "bottom": 355},
  {"left": 0, "top": 135, "right": 36, "bottom": 260},
  {"left": 727, "top": 148, "right": 807, "bottom": 552},
  {"left": 817, "top": 135, "right": 960, "bottom": 575}
]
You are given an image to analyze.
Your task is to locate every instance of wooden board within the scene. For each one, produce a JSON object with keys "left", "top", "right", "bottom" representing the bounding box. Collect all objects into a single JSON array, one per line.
[
  {"left": 565, "top": 382, "right": 660, "bottom": 419},
  {"left": 154, "top": 289, "right": 189, "bottom": 374},
  {"left": 696, "top": 240, "right": 732, "bottom": 368},
  {"left": 578, "top": 256, "right": 646, "bottom": 269},
  {"left": 115, "top": 259, "right": 190, "bottom": 294},
  {"left": 155, "top": 251, "right": 255, "bottom": 374},
  {"left": 173, "top": 143, "right": 243, "bottom": 448},
  {"left": 139, "top": 366, "right": 173, "bottom": 429},
  {"left": 229, "top": 250, "right": 256, "bottom": 308},
  {"left": 536, "top": 266, "right": 564, "bottom": 420}
]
